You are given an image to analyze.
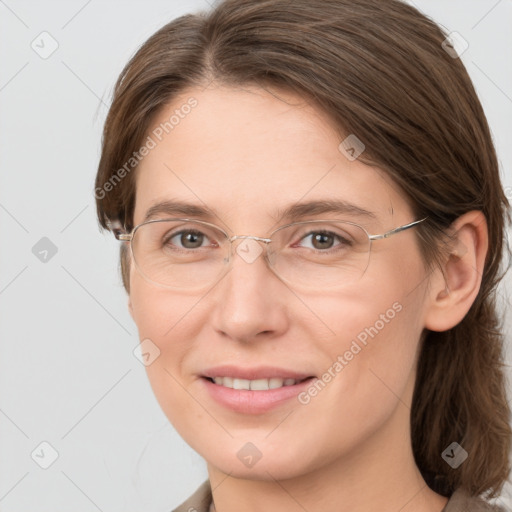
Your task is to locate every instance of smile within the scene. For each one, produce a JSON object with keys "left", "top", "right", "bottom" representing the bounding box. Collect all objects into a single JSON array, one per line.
[{"left": 206, "top": 376, "right": 310, "bottom": 390}]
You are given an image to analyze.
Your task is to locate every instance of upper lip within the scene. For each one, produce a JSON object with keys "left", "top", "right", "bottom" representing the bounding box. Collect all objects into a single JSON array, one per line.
[{"left": 201, "top": 365, "right": 315, "bottom": 381}]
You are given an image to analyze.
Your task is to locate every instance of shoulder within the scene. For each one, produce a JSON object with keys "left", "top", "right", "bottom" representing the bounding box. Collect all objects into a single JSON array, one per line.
[
  {"left": 171, "top": 479, "right": 212, "bottom": 512},
  {"left": 170, "top": 482, "right": 508, "bottom": 512},
  {"left": 444, "top": 488, "right": 508, "bottom": 512}
]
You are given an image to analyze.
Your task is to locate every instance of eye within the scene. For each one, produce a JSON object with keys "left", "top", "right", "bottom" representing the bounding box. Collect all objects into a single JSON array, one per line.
[
  {"left": 164, "top": 229, "right": 212, "bottom": 250},
  {"left": 296, "top": 230, "right": 353, "bottom": 251}
]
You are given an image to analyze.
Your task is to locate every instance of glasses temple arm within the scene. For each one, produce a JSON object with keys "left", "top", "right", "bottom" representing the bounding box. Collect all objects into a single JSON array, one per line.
[{"left": 369, "top": 217, "right": 428, "bottom": 241}]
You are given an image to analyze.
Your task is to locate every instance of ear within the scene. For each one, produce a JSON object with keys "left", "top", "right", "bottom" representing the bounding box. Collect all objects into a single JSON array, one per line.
[
  {"left": 423, "top": 210, "right": 488, "bottom": 332},
  {"left": 128, "top": 295, "right": 134, "bottom": 320}
]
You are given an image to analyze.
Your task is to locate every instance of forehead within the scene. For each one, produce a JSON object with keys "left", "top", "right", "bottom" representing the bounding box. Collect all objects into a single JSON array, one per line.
[{"left": 133, "top": 84, "right": 410, "bottom": 229}]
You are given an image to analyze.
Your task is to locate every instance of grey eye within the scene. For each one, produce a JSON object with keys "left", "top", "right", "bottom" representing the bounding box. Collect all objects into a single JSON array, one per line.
[{"left": 164, "top": 229, "right": 210, "bottom": 250}]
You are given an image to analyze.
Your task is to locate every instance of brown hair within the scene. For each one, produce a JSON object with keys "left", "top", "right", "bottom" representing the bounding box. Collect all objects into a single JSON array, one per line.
[{"left": 95, "top": 0, "right": 511, "bottom": 500}]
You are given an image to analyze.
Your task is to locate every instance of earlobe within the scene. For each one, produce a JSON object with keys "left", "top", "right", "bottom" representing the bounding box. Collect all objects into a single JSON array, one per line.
[{"left": 423, "top": 211, "right": 488, "bottom": 332}]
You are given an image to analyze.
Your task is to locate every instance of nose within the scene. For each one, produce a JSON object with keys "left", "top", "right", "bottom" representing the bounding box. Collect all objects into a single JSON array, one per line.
[{"left": 208, "top": 237, "right": 289, "bottom": 343}]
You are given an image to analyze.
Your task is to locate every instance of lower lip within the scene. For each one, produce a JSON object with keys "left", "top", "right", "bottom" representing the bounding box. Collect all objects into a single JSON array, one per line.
[{"left": 201, "top": 377, "right": 315, "bottom": 414}]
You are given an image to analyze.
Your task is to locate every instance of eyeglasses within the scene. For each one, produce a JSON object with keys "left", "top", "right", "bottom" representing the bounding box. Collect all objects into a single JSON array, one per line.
[{"left": 115, "top": 217, "right": 427, "bottom": 291}]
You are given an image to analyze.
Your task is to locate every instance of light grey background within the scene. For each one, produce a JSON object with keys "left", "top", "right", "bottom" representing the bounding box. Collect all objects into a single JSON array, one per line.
[{"left": 0, "top": 1, "right": 511, "bottom": 511}]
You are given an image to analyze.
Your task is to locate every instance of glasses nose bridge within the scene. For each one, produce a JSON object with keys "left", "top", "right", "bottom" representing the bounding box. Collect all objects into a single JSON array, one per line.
[
  {"left": 229, "top": 234, "right": 272, "bottom": 244},
  {"left": 228, "top": 234, "right": 272, "bottom": 255}
]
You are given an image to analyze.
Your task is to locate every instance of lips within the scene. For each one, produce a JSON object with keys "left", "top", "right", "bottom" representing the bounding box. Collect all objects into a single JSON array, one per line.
[{"left": 199, "top": 365, "right": 317, "bottom": 414}]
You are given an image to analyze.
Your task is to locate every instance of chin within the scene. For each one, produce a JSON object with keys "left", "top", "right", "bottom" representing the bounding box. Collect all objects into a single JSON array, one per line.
[
  {"left": 194, "top": 433, "right": 322, "bottom": 481},
  {"left": 207, "top": 453, "right": 309, "bottom": 481}
]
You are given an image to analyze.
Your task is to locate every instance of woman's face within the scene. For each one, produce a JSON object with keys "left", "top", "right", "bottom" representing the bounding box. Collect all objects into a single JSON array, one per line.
[{"left": 129, "top": 84, "right": 431, "bottom": 479}]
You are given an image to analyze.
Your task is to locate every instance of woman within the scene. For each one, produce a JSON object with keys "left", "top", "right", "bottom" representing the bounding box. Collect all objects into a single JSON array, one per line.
[{"left": 94, "top": 0, "right": 511, "bottom": 510}]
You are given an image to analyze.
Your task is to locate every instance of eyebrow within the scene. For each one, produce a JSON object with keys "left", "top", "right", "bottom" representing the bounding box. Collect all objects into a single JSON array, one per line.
[
  {"left": 143, "top": 200, "right": 218, "bottom": 223},
  {"left": 274, "top": 199, "right": 376, "bottom": 222},
  {"left": 143, "top": 198, "right": 376, "bottom": 224}
]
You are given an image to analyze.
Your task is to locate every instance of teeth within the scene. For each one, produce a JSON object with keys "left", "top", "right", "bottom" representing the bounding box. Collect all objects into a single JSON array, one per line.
[
  {"left": 249, "top": 378, "right": 270, "bottom": 390},
  {"left": 269, "top": 378, "right": 285, "bottom": 389},
  {"left": 211, "top": 376, "right": 302, "bottom": 390},
  {"left": 233, "top": 378, "right": 250, "bottom": 390}
]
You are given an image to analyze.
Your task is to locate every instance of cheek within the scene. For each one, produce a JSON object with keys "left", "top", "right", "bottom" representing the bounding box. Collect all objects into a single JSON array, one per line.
[
  {"left": 306, "top": 249, "right": 427, "bottom": 415},
  {"left": 305, "top": 239, "right": 423, "bottom": 364},
  {"left": 128, "top": 277, "right": 223, "bottom": 453},
  {"left": 286, "top": 275, "right": 426, "bottom": 469},
  {"left": 128, "top": 273, "right": 205, "bottom": 415},
  {"left": 304, "top": 282, "right": 422, "bottom": 395},
  {"left": 129, "top": 262, "right": 207, "bottom": 340}
]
